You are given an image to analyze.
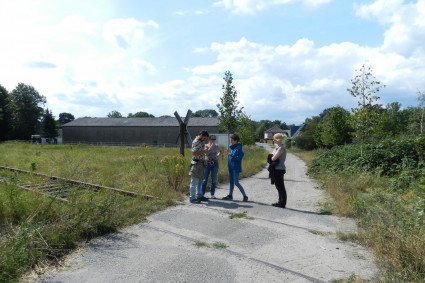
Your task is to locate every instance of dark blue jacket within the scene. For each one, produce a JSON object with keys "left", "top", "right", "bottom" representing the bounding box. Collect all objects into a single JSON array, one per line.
[{"left": 228, "top": 143, "right": 244, "bottom": 173}]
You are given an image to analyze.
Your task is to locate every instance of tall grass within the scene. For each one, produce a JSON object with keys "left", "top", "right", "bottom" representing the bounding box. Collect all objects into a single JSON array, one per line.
[
  {"left": 0, "top": 142, "right": 268, "bottom": 281},
  {"left": 292, "top": 139, "right": 425, "bottom": 282}
]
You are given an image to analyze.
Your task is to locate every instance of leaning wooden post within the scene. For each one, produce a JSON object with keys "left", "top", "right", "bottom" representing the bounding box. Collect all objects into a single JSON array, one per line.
[
  {"left": 174, "top": 110, "right": 192, "bottom": 156},
  {"left": 179, "top": 122, "right": 185, "bottom": 156}
]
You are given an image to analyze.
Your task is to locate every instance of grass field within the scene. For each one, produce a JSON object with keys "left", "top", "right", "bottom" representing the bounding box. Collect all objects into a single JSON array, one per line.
[
  {"left": 290, "top": 147, "right": 425, "bottom": 282},
  {"left": 0, "top": 142, "right": 267, "bottom": 282}
]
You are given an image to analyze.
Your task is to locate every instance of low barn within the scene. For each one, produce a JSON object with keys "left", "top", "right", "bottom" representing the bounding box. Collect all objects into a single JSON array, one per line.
[{"left": 62, "top": 117, "right": 219, "bottom": 146}]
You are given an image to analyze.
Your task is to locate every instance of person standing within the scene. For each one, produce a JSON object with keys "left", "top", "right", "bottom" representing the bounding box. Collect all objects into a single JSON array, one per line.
[
  {"left": 189, "top": 130, "right": 210, "bottom": 203},
  {"left": 201, "top": 135, "right": 221, "bottom": 199},
  {"left": 271, "top": 133, "right": 287, "bottom": 208},
  {"left": 222, "top": 133, "right": 248, "bottom": 202}
]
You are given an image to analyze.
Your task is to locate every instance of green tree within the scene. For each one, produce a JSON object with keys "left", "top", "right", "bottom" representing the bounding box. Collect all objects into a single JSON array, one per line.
[
  {"left": 348, "top": 63, "right": 385, "bottom": 108},
  {"left": 0, "top": 84, "right": 12, "bottom": 141},
  {"left": 237, "top": 113, "right": 255, "bottom": 145},
  {"left": 254, "top": 122, "right": 267, "bottom": 141},
  {"left": 372, "top": 102, "right": 406, "bottom": 138},
  {"left": 315, "top": 106, "right": 353, "bottom": 148},
  {"left": 192, "top": 109, "right": 218, "bottom": 118},
  {"left": 107, "top": 110, "right": 123, "bottom": 118},
  {"left": 9, "top": 83, "right": 46, "bottom": 140},
  {"left": 253, "top": 120, "right": 288, "bottom": 141},
  {"left": 347, "top": 63, "right": 385, "bottom": 154},
  {"left": 127, "top": 111, "right": 155, "bottom": 118},
  {"left": 294, "top": 116, "right": 320, "bottom": 150},
  {"left": 58, "top": 112, "right": 75, "bottom": 125},
  {"left": 403, "top": 107, "right": 422, "bottom": 136},
  {"left": 42, "top": 109, "right": 58, "bottom": 140},
  {"left": 418, "top": 90, "right": 425, "bottom": 134},
  {"left": 217, "top": 71, "right": 243, "bottom": 133}
]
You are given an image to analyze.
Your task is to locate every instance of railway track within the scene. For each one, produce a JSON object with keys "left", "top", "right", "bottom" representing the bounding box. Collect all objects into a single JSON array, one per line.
[{"left": 0, "top": 165, "right": 154, "bottom": 203}]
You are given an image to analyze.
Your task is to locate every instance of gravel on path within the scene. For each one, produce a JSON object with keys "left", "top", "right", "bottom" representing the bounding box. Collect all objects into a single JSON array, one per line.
[{"left": 36, "top": 143, "right": 378, "bottom": 283}]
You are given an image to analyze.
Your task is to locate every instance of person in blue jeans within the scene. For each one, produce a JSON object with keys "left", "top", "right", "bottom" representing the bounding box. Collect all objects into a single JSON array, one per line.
[
  {"left": 189, "top": 130, "right": 210, "bottom": 203},
  {"left": 222, "top": 133, "right": 248, "bottom": 202},
  {"left": 201, "top": 135, "right": 221, "bottom": 199}
]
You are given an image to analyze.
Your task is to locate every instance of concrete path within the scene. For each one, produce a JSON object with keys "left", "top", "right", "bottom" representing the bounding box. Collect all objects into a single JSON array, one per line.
[{"left": 37, "top": 144, "right": 377, "bottom": 283}]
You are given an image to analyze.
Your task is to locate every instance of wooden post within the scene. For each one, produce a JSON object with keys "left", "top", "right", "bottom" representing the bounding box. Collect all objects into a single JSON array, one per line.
[
  {"left": 179, "top": 123, "right": 185, "bottom": 156},
  {"left": 174, "top": 110, "right": 192, "bottom": 156}
]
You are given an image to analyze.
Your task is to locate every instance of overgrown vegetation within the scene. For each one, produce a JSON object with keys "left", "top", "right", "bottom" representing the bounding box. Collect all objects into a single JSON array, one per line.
[
  {"left": 304, "top": 136, "right": 425, "bottom": 282},
  {"left": 0, "top": 142, "right": 267, "bottom": 281}
]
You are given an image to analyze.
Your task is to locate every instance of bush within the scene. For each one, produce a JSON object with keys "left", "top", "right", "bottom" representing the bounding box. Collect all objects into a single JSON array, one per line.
[
  {"left": 294, "top": 133, "right": 317, "bottom": 150},
  {"left": 309, "top": 137, "right": 425, "bottom": 177},
  {"left": 306, "top": 136, "right": 425, "bottom": 281}
]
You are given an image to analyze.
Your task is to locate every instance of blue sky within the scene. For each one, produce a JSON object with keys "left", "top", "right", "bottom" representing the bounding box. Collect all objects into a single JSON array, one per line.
[{"left": 1, "top": 0, "right": 424, "bottom": 124}]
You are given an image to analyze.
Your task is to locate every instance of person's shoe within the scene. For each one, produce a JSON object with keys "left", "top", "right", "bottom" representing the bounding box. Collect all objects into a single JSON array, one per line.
[
  {"left": 210, "top": 195, "right": 217, "bottom": 199},
  {"left": 272, "top": 202, "right": 285, "bottom": 208},
  {"left": 197, "top": 196, "right": 209, "bottom": 202},
  {"left": 243, "top": 196, "right": 248, "bottom": 202},
  {"left": 190, "top": 198, "right": 201, "bottom": 204},
  {"left": 222, "top": 195, "right": 233, "bottom": 200}
]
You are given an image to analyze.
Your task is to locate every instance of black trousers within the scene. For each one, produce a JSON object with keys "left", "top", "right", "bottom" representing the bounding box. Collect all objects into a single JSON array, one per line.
[{"left": 274, "top": 169, "right": 287, "bottom": 206}]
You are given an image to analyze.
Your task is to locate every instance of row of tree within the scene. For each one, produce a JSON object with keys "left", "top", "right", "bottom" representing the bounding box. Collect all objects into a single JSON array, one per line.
[
  {"left": 0, "top": 83, "right": 76, "bottom": 141},
  {"left": 107, "top": 109, "right": 219, "bottom": 119},
  {"left": 294, "top": 64, "right": 425, "bottom": 150},
  {"left": 0, "top": 79, "right": 287, "bottom": 145}
]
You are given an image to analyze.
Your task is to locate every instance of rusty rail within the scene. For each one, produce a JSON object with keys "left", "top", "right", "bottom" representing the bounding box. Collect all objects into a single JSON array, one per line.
[{"left": 0, "top": 165, "right": 154, "bottom": 202}]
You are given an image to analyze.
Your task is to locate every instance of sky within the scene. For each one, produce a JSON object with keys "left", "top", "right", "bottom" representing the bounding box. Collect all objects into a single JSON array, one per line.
[{"left": 1, "top": 0, "right": 424, "bottom": 125}]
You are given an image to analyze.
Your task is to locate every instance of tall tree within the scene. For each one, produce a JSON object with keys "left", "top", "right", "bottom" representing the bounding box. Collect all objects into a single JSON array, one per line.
[
  {"left": 348, "top": 63, "right": 385, "bottom": 108},
  {"left": 192, "top": 109, "right": 218, "bottom": 118},
  {"left": 217, "top": 71, "right": 243, "bottom": 133},
  {"left": 0, "top": 84, "right": 12, "bottom": 141},
  {"left": 127, "top": 111, "right": 155, "bottom": 118},
  {"left": 42, "top": 109, "right": 58, "bottom": 140},
  {"left": 58, "top": 112, "right": 75, "bottom": 125},
  {"left": 107, "top": 110, "right": 123, "bottom": 118},
  {"left": 9, "top": 83, "right": 46, "bottom": 140},
  {"left": 347, "top": 63, "right": 385, "bottom": 154}
]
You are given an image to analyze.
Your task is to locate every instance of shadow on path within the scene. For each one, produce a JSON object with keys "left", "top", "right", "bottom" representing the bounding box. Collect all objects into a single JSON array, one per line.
[{"left": 201, "top": 199, "right": 324, "bottom": 216}]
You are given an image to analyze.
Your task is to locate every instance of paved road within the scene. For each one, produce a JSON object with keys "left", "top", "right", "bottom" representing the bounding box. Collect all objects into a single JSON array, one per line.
[{"left": 37, "top": 144, "right": 377, "bottom": 283}]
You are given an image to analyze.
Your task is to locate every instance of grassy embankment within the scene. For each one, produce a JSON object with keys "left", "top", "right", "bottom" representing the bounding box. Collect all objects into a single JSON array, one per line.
[
  {"left": 290, "top": 137, "right": 425, "bottom": 282},
  {"left": 0, "top": 142, "right": 267, "bottom": 282}
]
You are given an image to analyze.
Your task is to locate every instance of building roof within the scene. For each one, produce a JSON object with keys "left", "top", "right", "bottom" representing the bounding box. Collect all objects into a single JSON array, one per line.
[
  {"left": 63, "top": 117, "right": 218, "bottom": 127},
  {"left": 290, "top": 124, "right": 305, "bottom": 138},
  {"left": 264, "top": 125, "right": 285, "bottom": 133}
]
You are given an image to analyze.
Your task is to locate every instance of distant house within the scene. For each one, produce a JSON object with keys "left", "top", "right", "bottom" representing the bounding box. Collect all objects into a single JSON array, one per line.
[
  {"left": 264, "top": 124, "right": 305, "bottom": 144},
  {"left": 264, "top": 125, "right": 290, "bottom": 144},
  {"left": 289, "top": 124, "right": 305, "bottom": 139},
  {"left": 62, "top": 117, "right": 219, "bottom": 146}
]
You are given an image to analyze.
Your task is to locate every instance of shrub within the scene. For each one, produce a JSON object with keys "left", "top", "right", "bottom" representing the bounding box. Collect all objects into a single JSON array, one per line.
[
  {"left": 160, "top": 154, "right": 188, "bottom": 192},
  {"left": 309, "top": 137, "right": 424, "bottom": 177}
]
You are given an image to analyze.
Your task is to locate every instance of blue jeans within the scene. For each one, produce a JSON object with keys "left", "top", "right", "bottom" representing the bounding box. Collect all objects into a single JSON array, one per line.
[
  {"left": 229, "top": 170, "right": 246, "bottom": 197},
  {"left": 189, "top": 177, "right": 203, "bottom": 200},
  {"left": 201, "top": 162, "right": 219, "bottom": 196}
]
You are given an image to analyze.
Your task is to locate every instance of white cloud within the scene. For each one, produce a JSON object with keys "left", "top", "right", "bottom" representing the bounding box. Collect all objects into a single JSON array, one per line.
[
  {"left": 102, "top": 18, "right": 147, "bottom": 49},
  {"left": 173, "top": 9, "right": 211, "bottom": 16},
  {"left": 1, "top": 0, "right": 424, "bottom": 124},
  {"left": 356, "top": 0, "right": 425, "bottom": 57},
  {"left": 132, "top": 58, "right": 158, "bottom": 75},
  {"left": 214, "top": 0, "right": 332, "bottom": 14},
  {"left": 187, "top": 26, "right": 425, "bottom": 122}
]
